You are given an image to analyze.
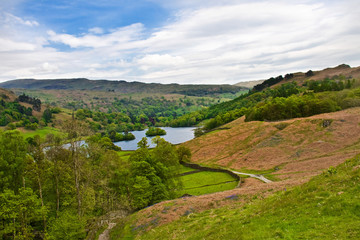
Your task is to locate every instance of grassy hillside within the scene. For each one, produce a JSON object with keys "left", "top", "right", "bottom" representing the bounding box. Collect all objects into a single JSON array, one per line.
[
  {"left": 183, "top": 107, "right": 360, "bottom": 182},
  {"left": 115, "top": 155, "right": 360, "bottom": 239},
  {"left": 0, "top": 78, "right": 245, "bottom": 96}
]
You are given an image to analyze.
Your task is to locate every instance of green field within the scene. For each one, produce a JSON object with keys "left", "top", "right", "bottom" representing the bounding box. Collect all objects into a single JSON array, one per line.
[
  {"left": 19, "top": 127, "right": 64, "bottom": 139},
  {"left": 179, "top": 167, "right": 238, "bottom": 196}
]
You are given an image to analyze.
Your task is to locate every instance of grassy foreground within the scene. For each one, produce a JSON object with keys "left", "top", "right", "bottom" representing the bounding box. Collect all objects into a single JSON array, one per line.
[{"left": 111, "top": 155, "right": 360, "bottom": 239}]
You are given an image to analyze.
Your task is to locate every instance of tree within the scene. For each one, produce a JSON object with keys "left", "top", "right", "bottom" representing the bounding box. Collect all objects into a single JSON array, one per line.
[
  {"left": 177, "top": 145, "right": 192, "bottom": 163},
  {"left": 0, "top": 130, "right": 27, "bottom": 193},
  {"left": 48, "top": 211, "right": 86, "bottom": 240},
  {"left": 0, "top": 188, "right": 46, "bottom": 239},
  {"left": 42, "top": 108, "right": 53, "bottom": 124},
  {"left": 61, "top": 118, "right": 91, "bottom": 216},
  {"left": 26, "top": 135, "right": 48, "bottom": 230},
  {"left": 45, "top": 134, "right": 73, "bottom": 218}
]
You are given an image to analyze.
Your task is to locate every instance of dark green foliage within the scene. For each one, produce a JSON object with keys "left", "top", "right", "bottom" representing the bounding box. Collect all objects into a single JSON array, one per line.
[
  {"left": 246, "top": 86, "right": 360, "bottom": 122},
  {"left": 42, "top": 108, "right": 53, "bottom": 124},
  {"left": 306, "top": 78, "right": 350, "bottom": 92},
  {"left": 0, "top": 101, "right": 33, "bottom": 126},
  {"left": 146, "top": 127, "right": 166, "bottom": 136},
  {"left": 305, "top": 70, "right": 314, "bottom": 77},
  {"left": 18, "top": 93, "right": 41, "bottom": 111},
  {"left": 107, "top": 130, "right": 136, "bottom": 142},
  {"left": 245, "top": 95, "right": 340, "bottom": 121},
  {"left": 253, "top": 75, "right": 284, "bottom": 92}
]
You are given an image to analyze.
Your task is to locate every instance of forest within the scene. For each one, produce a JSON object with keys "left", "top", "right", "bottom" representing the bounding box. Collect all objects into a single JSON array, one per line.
[{"left": 0, "top": 119, "right": 188, "bottom": 239}]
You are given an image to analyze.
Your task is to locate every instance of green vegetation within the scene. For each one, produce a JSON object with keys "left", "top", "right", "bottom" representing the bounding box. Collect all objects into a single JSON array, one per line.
[
  {"left": 180, "top": 171, "right": 238, "bottom": 196},
  {"left": 0, "top": 98, "right": 36, "bottom": 127},
  {"left": 20, "top": 126, "right": 64, "bottom": 139},
  {"left": 246, "top": 86, "right": 360, "bottom": 121},
  {"left": 173, "top": 77, "right": 358, "bottom": 134},
  {"left": 146, "top": 127, "right": 166, "bottom": 136},
  {"left": 0, "top": 122, "right": 186, "bottom": 239},
  {"left": 117, "top": 155, "right": 360, "bottom": 239}
]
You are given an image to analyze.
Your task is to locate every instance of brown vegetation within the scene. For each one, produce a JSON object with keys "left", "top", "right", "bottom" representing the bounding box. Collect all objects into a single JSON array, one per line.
[
  {"left": 183, "top": 107, "right": 360, "bottom": 182},
  {"left": 128, "top": 107, "right": 360, "bottom": 230}
]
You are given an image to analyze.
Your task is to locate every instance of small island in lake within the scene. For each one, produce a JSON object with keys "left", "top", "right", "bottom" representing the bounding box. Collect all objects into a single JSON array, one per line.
[
  {"left": 108, "top": 131, "right": 136, "bottom": 142},
  {"left": 146, "top": 127, "right": 166, "bottom": 136}
]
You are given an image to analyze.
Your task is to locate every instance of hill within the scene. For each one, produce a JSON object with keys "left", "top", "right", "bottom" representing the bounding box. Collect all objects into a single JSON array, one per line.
[
  {"left": 110, "top": 108, "right": 360, "bottom": 239},
  {"left": 234, "top": 79, "right": 264, "bottom": 88},
  {"left": 114, "top": 154, "right": 360, "bottom": 239},
  {"left": 183, "top": 107, "right": 360, "bottom": 182},
  {"left": 0, "top": 78, "right": 245, "bottom": 97},
  {"left": 253, "top": 64, "right": 360, "bottom": 91}
]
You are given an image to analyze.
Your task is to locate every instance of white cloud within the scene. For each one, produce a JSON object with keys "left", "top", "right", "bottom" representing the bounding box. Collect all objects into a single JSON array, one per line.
[
  {"left": 0, "top": 0, "right": 360, "bottom": 84},
  {"left": 0, "top": 38, "right": 36, "bottom": 51},
  {"left": 88, "top": 27, "right": 104, "bottom": 35},
  {"left": 137, "top": 54, "right": 185, "bottom": 70},
  {"left": 47, "top": 23, "right": 145, "bottom": 48},
  {"left": 2, "top": 12, "right": 39, "bottom": 27}
]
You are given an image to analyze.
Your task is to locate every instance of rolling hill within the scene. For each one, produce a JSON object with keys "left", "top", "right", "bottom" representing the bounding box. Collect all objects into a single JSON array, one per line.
[{"left": 0, "top": 78, "right": 245, "bottom": 96}]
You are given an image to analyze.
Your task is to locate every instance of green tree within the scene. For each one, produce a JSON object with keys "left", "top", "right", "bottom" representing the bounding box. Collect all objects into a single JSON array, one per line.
[{"left": 0, "top": 130, "right": 27, "bottom": 193}]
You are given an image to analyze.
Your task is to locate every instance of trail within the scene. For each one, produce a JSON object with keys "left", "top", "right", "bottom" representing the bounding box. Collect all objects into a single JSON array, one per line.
[
  {"left": 98, "top": 223, "right": 116, "bottom": 240},
  {"left": 231, "top": 170, "right": 273, "bottom": 183},
  {"left": 94, "top": 210, "right": 128, "bottom": 240}
]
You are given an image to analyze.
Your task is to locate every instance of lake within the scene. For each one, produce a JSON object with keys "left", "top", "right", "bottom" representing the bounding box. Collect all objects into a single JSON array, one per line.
[{"left": 114, "top": 127, "right": 196, "bottom": 150}]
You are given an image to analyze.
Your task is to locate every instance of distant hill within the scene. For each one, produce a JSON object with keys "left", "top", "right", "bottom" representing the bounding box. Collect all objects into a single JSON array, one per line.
[
  {"left": 0, "top": 78, "right": 244, "bottom": 97},
  {"left": 253, "top": 64, "right": 360, "bottom": 91},
  {"left": 234, "top": 79, "right": 264, "bottom": 88}
]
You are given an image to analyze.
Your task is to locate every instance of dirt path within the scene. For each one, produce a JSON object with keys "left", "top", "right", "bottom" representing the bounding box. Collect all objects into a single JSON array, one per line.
[
  {"left": 98, "top": 222, "right": 116, "bottom": 240},
  {"left": 92, "top": 210, "right": 129, "bottom": 240},
  {"left": 231, "top": 170, "right": 273, "bottom": 183}
]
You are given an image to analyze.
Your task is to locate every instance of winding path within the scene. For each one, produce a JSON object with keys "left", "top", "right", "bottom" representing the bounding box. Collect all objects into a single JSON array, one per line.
[{"left": 231, "top": 170, "right": 273, "bottom": 183}]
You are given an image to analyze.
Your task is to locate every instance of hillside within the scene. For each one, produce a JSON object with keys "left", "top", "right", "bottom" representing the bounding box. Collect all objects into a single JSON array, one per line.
[
  {"left": 0, "top": 78, "right": 245, "bottom": 96},
  {"left": 115, "top": 154, "right": 360, "bottom": 239},
  {"left": 110, "top": 108, "right": 360, "bottom": 239},
  {"left": 183, "top": 107, "right": 360, "bottom": 182},
  {"left": 234, "top": 79, "right": 264, "bottom": 88},
  {"left": 254, "top": 64, "right": 360, "bottom": 91}
]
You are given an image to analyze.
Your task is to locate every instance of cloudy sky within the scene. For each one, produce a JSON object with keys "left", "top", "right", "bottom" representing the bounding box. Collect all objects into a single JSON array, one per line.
[{"left": 0, "top": 0, "right": 359, "bottom": 84}]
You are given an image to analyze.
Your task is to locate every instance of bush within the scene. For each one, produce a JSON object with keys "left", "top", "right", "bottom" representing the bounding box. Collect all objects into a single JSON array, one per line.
[{"left": 25, "top": 122, "right": 38, "bottom": 130}]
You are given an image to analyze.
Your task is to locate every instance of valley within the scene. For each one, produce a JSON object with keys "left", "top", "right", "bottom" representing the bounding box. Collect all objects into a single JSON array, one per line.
[{"left": 0, "top": 64, "right": 360, "bottom": 239}]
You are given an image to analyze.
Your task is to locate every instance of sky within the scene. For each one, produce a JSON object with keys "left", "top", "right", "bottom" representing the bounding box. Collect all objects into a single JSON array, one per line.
[{"left": 0, "top": 0, "right": 359, "bottom": 84}]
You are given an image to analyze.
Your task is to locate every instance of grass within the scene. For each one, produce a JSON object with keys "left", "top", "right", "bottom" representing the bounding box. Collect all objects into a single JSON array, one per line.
[
  {"left": 19, "top": 126, "right": 64, "bottom": 139},
  {"left": 178, "top": 165, "right": 196, "bottom": 174},
  {"left": 179, "top": 171, "right": 238, "bottom": 196},
  {"left": 117, "top": 151, "right": 133, "bottom": 161},
  {"left": 124, "top": 155, "right": 360, "bottom": 239}
]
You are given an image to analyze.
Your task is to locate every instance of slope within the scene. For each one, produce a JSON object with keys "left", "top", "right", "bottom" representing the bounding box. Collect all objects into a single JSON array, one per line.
[
  {"left": 120, "top": 154, "right": 360, "bottom": 239},
  {"left": 108, "top": 107, "right": 360, "bottom": 238},
  {"left": 183, "top": 107, "right": 360, "bottom": 183}
]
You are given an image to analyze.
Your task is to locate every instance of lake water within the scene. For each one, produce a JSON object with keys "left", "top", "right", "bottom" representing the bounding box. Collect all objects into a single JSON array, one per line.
[{"left": 114, "top": 127, "right": 196, "bottom": 150}]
